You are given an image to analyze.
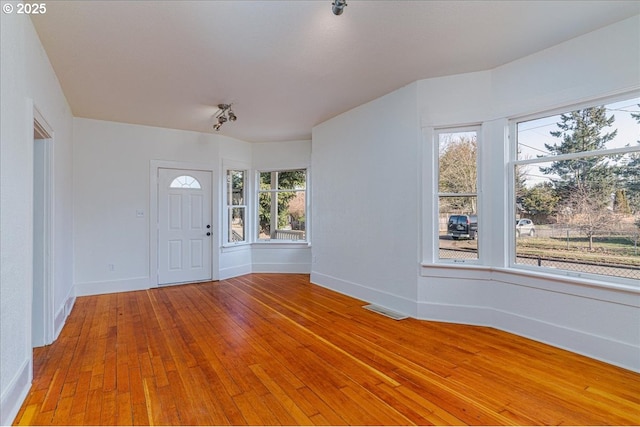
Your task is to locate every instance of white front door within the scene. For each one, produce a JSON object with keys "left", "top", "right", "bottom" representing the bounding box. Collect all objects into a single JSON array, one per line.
[{"left": 158, "top": 168, "right": 212, "bottom": 285}]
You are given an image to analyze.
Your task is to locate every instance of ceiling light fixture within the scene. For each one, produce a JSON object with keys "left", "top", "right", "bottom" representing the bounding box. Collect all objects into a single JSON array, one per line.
[
  {"left": 213, "top": 103, "right": 237, "bottom": 132},
  {"left": 332, "top": 0, "right": 347, "bottom": 15}
]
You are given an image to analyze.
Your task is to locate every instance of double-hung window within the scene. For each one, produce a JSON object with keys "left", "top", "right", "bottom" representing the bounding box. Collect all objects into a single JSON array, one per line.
[
  {"left": 226, "top": 169, "right": 247, "bottom": 244},
  {"left": 512, "top": 95, "right": 640, "bottom": 283},
  {"left": 257, "top": 169, "right": 307, "bottom": 241},
  {"left": 437, "top": 127, "right": 480, "bottom": 261}
]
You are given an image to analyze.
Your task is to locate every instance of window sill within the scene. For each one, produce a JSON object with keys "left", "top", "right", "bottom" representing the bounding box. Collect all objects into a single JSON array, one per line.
[
  {"left": 221, "top": 243, "right": 251, "bottom": 253},
  {"left": 499, "top": 264, "right": 640, "bottom": 294},
  {"left": 252, "top": 241, "right": 311, "bottom": 249}
]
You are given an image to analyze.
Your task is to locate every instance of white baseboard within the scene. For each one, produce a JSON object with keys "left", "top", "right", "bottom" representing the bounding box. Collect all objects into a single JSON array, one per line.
[
  {"left": 416, "top": 301, "right": 493, "bottom": 326},
  {"left": 0, "top": 357, "right": 32, "bottom": 426},
  {"left": 54, "top": 291, "right": 76, "bottom": 340},
  {"left": 310, "top": 271, "right": 416, "bottom": 317},
  {"left": 219, "top": 263, "right": 253, "bottom": 280},
  {"left": 491, "top": 307, "right": 640, "bottom": 372},
  {"left": 74, "top": 277, "right": 150, "bottom": 296},
  {"left": 253, "top": 262, "right": 311, "bottom": 274}
]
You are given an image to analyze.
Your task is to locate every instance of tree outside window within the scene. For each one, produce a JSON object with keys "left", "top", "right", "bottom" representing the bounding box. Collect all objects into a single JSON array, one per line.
[
  {"left": 226, "top": 170, "right": 246, "bottom": 243},
  {"left": 257, "top": 169, "right": 306, "bottom": 241},
  {"left": 437, "top": 129, "right": 479, "bottom": 261},
  {"left": 514, "top": 97, "right": 640, "bottom": 281}
]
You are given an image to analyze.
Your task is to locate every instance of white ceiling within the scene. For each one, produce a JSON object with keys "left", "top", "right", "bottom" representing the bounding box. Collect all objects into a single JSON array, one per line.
[{"left": 31, "top": 1, "right": 640, "bottom": 142}]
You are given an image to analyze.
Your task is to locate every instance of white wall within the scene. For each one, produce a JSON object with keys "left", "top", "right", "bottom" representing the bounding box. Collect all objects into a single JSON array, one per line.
[
  {"left": 312, "top": 16, "right": 640, "bottom": 371},
  {"left": 311, "top": 83, "right": 421, "bottom": 315},
  {"left": 0, "top": 13, "right": 74, "bottom": 425},
  {"left": 73, "top": 118, "right": 247, "bottom": 294},
  {"left": 74, "top": 120, "right": 312, "bottom": 291}
]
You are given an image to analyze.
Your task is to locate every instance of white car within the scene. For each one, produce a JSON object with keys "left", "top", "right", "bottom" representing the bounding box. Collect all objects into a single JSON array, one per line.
[{"left": 516, "top": 218, "right": 535, "bottom": 237}]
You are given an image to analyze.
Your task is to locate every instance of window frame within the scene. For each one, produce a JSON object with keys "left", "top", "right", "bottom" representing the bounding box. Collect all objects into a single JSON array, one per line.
[
  {"left": 255, "top": 168, "right": 308, "bottom": 243},
  {"left": 434, "top": 125, "right": 482, "bottom": 265},
  {"left": 222, "top": 161, "right": 251, "bottom": 247},
  {"left": 226, "top": 169, "right": 247, "bottom": 245},
  {"left": 509, "top": 93, "right": 640, "bottom": 287}
]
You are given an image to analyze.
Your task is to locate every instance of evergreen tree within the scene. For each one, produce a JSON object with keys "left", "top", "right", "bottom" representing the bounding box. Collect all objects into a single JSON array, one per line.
[
  {"left": 540, "top": 107, "right": 618, "bottom": 206},
  {"left": 613, "top": 189, "right": 631, "bottom": 214},
  {"left": 619, "top": 105, "right": 640, "bottom": 213},
  {"left": 520, "top": 182, "right": 560, "bottom": 221}
]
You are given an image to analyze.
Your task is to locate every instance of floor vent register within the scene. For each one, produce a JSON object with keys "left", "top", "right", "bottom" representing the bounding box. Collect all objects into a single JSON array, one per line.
[{"left": 363, "top": 304, "right": 408, "bottom": 320}]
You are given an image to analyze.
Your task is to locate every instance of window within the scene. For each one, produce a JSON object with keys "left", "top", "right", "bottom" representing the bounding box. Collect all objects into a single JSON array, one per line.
[
  {"left": 257, "top": 169, "right": 306, "bottom": 241},
  {"left": 170, "top": 175, "right": 201, "bottom": 189},
  {"left": 513, "top": 96, "right": 640, "bottom": 282},
  {"left": 437, "top": 128, "right": 479, "bottom": 261},
  {"left": 226, "top": 170, "right": 246, "bottom": 243}
]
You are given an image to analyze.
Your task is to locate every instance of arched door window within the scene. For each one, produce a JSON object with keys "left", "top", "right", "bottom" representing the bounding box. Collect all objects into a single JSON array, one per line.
[{"left": 170, "top": 175, "right": 201, "bottom": 189}]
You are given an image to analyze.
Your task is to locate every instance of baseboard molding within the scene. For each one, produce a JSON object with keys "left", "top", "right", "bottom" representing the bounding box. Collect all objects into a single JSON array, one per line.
[
  {"left": 310, "top": 271, "right": 416, "bottom": 317},
  {"left": 0, "top": 357, "right": 32, "bottom": 426},
  {"left": 490, "top": 307, "right": 640, "bottom": 373},
  {"left": 416, "top": 299, "right": 640, "bottom": 372},
  {"left": 253, "top": 262, "right": 311, "bottom": 274},
  {"left": 416, "top": 300, "right": 494, "bottom": 326},
  {"left": 54, "top": 293, "right": 76, "bottom": 340},
  {"left": 219, "top": 263, "right": 252, "bottom": 280},
  {"left": 74, "top": 277, "right": 150, "bottom": 297}
]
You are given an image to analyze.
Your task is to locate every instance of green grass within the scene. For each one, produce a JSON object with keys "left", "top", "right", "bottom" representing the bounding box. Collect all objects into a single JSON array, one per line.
[{"left": 517, "top": 236, "right": 640, "bottom": 266}]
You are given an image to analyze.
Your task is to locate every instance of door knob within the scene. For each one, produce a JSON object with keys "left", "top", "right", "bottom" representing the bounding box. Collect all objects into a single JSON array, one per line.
[
  {"left": 206, "top": 224, "right": 211, "bottom": 229},
  {"left": 206, "top": 232, "right": 211, "bottom": 236}
]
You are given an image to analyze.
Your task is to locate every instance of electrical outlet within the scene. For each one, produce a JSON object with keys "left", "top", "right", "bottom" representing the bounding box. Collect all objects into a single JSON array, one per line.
[{"left": 136, "top": 209, "right": 144, "bottom": 218}]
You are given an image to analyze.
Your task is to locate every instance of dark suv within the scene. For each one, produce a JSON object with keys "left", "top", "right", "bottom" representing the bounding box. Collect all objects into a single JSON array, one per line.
[{"left": 448, "top": 214, "right": 478, "bottom": 240}]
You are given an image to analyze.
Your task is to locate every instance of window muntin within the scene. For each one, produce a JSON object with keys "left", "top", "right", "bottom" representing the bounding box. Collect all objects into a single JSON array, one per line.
[
  {"left": 257, "top": 169, "right": 306, "bottom": 241},
  {"left": 437, "top": 129, "right": 479, "bottom": 261},
  {"left": 226, "top": 170, "right": 246, "bottom": 244},
  {"left": 170, "top": 175, "right": 201, "bottom": 189},
  {"left": 514, "top": 97, "right": 640, "bottom": 282}
]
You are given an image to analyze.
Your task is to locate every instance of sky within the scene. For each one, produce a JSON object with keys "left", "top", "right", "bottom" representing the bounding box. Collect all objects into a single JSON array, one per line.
[{"left": 516, "top": 97, "right": 640, "bottom": 187}]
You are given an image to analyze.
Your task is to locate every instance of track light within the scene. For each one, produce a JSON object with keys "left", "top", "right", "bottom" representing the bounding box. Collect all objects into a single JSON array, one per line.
[
  {"left": 212, "top": 104, "right": 237, "bottom": 132},
  {"left": 332, "top": 0, "right": 347, "bottom": 15}
]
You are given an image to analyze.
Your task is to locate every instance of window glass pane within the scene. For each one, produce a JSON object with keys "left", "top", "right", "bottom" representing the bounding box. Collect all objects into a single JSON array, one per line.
[
  {"left": 170, "top": 175, "right": 201, "bottom": 189},
  {"left": 517, "top": 98, "right": 640, "bottom": 161},
  {"left": 515, "top": 98, "right": 640, "bottom": 281},
  {"left": 439, "top": 196, "right": 478, "bottom": 260},
  {"left": 258, "top": 192, "right": 273, "bottom": 239},
  {"left": 227, "top": 170, "right": 245, "bottom": 205},
  {"left": 228, "top": 207, "right": 245, "bottom": 243},
  {"left": 439, "top": 132, "right": 477, "bottom": 193},
  {"left": 257, "top": 169, "right": 307, "bottom": 241},
  {"left": 260, "top": 171, "right": 272, "bottom": 187},
  {"left": 437, "top": 128, "right": 479, "bottom": 262},
  {"left": 277, "top": 169, "right": 306, "bottom": 190}
]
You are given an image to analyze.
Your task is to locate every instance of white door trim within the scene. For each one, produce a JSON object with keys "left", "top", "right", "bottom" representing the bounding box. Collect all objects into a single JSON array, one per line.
[
  {"left": 32, "top": 105, "right": 55, "bottom": 346},
  {"left": 149, "top": 160, "right": 218, "bottom": 287}
]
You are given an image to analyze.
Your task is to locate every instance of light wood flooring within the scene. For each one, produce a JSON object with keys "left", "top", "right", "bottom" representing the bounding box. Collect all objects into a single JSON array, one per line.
[{"left": 14, "top": 273, "right": 640, "bottom": 425}]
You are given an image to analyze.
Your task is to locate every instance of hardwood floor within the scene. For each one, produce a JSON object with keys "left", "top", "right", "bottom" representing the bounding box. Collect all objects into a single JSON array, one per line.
[{"left": 14, "top": 273, "right": 640, "bottom": 425}]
